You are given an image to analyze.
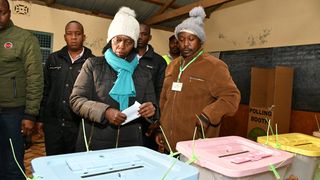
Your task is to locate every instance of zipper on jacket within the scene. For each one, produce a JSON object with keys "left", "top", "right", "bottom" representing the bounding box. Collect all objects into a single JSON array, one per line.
[
  {"left": 88, "top": 122, "right": 95, "bottom": 148},
  {"left": 146, "top": 65, "right": 154, "bottom": 69},
  {"left": 115, "top": 126, "right": 120, "bottom": 148},
  {"left": 11, "top": 77, "right": 17, "bottom": 98},
  {"left": 168, "top": 90, "right": 178, "bottom": 149},
  {"left": 189, "top": 76, "right": 205, "bottom": 82}
]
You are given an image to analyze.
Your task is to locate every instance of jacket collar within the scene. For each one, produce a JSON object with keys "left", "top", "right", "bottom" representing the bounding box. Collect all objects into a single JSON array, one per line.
[
  {"left": 181, "top": 48, "right": 204, "bottom": 64},
  {"left": 0, "top": 20, "right": 14, "bottom": 33},
  {"left": 140, "top": 44, "right": 155, "bottom": 59},
  {"left": 58, "top": 46, "right": 92, "bottom": 63}
]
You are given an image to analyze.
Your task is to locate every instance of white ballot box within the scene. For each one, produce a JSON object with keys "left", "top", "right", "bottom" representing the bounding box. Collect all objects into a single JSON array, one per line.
[{"left": 31, "top": 146, "right": 198, "bottom": 180}]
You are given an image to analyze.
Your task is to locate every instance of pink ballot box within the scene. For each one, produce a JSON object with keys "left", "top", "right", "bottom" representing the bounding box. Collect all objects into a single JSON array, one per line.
[{"left": 176, "top": 136, "right": 293, "bottom": 180}]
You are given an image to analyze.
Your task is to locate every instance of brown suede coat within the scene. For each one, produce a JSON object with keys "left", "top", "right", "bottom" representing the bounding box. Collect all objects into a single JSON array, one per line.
[{"left": 160, "top": 51, "right": 240, "bottom": 151}]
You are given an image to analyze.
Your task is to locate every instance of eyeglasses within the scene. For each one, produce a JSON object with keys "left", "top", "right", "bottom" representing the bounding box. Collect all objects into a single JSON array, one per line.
[{"left": 112, "top": 36, "right": 134, "bottom": 47}]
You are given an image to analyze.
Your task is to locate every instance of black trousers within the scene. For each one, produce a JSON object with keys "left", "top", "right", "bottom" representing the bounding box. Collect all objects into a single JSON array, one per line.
[
  {"left": 44, "top": 121, "right": 79, "bottom": 156},
  {"left": 0, "top": 107, "right": 25, "bottom": 180}
]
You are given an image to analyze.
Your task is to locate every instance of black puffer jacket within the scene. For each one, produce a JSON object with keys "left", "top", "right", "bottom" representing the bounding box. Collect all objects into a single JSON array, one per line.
[{"left": 39, "top": 46, "right": 94, "bottom": 126}]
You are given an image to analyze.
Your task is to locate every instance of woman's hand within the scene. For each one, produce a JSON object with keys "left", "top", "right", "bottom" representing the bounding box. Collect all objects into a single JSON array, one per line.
[
  {"left": 138, "top": 102, "right": 156, "bottom": 118},
  {"left": 105, "top": 108, "right": 127, "bottom": 126}
]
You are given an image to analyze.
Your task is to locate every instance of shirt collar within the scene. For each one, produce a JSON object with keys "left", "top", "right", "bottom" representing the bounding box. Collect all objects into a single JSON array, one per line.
[
  {"left": 137, "top": 45, "right": 149, "bottom": 60},
  {"left": 68, "top": 47, "right": 85, "bottom": 63}
]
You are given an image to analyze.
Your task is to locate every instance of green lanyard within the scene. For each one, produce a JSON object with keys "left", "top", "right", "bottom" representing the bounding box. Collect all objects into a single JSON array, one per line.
[{"left": 177, "top": 50, "right": 204, "bottom": 82}]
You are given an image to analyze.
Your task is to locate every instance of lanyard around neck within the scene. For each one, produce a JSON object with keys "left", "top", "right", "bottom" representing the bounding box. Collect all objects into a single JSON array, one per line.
[{"left": 177, "top": 50, "right": 204, "bottom": 82}]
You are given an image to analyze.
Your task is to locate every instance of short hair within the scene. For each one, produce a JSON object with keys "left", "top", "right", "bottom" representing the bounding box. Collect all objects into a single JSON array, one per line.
[
  {"left": 139, "top": 23, "right": 151, "bottom": 34},
  {"left": 169, "top": 35, "right": 176, "bottom": 41},
  {"left": 65, "top": 20, "right": 84, "bottom": 33},
  {"left": 1, "top": 0, "right": 10, "bottom": 9}
]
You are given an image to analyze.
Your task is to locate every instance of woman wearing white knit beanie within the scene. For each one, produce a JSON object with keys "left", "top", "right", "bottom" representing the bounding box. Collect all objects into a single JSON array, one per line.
[{"left": 70, "top": 7, "right": 158, "bottom": 150}]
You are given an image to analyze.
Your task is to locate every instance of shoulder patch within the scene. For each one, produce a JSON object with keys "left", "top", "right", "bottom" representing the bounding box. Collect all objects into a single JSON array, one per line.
[{"left": 4, "top": 42, "right": 13, "bottom": 49}]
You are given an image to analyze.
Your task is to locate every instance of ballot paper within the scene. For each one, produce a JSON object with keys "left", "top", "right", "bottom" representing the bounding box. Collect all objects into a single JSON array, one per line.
[{"left": 121, "top": 101, "right": 141, "bottom": 125}]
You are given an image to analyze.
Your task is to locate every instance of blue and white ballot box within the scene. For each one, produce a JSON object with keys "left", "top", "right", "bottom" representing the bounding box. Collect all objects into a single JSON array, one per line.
[{"left": 31, "top": 146, "right": 198, "bottom": 180}]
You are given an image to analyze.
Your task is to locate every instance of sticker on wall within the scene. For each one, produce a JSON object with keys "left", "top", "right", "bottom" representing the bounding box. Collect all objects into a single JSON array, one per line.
[{"left": 11, "top": 0, "right": 32, "bottom": 16}]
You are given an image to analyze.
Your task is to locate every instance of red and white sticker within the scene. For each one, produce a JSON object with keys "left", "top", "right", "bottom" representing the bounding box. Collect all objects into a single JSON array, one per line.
[{"left": 4, "top": 42, "right": 13, "bottom": 49}]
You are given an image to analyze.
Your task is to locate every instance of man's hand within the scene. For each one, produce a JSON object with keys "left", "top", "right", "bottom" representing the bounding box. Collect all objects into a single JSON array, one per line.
[
  {"left": 155, "top": 133, "right": 165, "bottom": 153},
  {"left": 35, "top": 122, "right": 44, "bottom": 137},
  {"left": 196, "top": 118, "right": 209, "bottom": 129},
  {"left": 195, "top": 114, "right": 210, "bottom": 129},
  {"left": 21, "top": 119, "right": 35, "bottom": 136}
]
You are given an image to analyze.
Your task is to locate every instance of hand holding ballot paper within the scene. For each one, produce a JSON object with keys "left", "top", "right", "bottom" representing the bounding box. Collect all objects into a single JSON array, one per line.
[
  {"left": 122, "top": 101, "right": 156, "bottom": 125},
  {"left": 105, "top": 101, "right": 156, "bottom": 126},
  {"left": 121, "top": 101, "right": 142, "bottom": 125}
]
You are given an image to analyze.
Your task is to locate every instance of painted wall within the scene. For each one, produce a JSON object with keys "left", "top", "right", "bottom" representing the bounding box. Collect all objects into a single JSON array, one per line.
[
  {"left": 204, "top": 0, "right": 320, "bottom": 136},
  {"left": 204, "top": 0, "right": 320, "bottom": 52},
  {"left": 10, "top": 0, "right": 320, "bottom": 54},
  {"left": 9, "top": 1, "right": 171, "bottom": 56}
]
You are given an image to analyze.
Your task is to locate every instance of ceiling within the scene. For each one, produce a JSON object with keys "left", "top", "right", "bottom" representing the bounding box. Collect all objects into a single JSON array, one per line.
[{"left": 30, "top": 0, "right": 234, "bottom": 31}]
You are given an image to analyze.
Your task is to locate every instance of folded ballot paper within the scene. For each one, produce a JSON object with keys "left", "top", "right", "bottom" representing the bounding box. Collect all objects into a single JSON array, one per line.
[{"left": 121, "top": 101, "right": 141, "bottom": 125}]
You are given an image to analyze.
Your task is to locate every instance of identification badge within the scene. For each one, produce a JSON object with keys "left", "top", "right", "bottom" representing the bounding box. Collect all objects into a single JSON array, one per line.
[{"left": 171, "top": 82, "right": 183, "bottom": 91}]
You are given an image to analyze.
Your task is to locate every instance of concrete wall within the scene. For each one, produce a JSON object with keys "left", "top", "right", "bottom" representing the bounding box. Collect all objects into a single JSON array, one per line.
[
  {"left": 10, "top": 0, "right": 320, "bottom": 54},
  {"left": 204, "top": 0, "right": 320, "bottom": 52}
]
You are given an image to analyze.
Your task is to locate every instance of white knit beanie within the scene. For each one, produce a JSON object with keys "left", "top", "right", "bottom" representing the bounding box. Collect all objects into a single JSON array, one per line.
[
  {"left": 175, "top": 6, "right": 206, "bottom": 44},
  {"left": 107, "top": 7, "right": 140, "bottom": 47}
]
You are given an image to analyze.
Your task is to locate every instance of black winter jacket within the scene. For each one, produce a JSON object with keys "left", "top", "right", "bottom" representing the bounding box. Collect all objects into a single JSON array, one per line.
[
  {"left": 69, "top": 56, "right": 158, "bottom": 150},
  {"left": 39, "top": 46, "right": 94, "bottom": 126},
  {"left": 139, "top": 45, "right": 167, "bottom": 103}
]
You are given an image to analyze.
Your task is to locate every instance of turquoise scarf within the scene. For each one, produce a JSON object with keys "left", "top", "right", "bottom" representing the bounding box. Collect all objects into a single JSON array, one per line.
[{"left": 105, "top": 49, "right": 138, "bottom": 110}]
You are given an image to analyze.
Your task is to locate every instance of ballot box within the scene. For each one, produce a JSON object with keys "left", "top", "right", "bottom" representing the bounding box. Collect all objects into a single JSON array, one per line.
[
  {"left": 31, "top": 146, "right": 198, "bottom": 180},
  {"left": 258, "top": 133, "right": 320, "bottom": 180},
  {"left": 177, "top": 136, "right": 293, "bottom": 180}
]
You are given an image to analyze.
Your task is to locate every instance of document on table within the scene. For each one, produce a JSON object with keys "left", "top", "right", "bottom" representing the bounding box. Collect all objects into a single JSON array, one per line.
[{"left": 121, "top": 101, "right": 141, "bottom": 125}]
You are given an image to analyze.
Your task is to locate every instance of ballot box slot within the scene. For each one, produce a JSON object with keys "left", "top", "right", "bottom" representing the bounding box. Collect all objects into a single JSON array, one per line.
[
  {"left": 294, "top": 142, "right": 312, "bottom": 146},
  {"left": 80, "top": 165, "right": 144, "bottom": 178},
  {"left": 218, "top": 150, "right": 249, "bottom": 158}
]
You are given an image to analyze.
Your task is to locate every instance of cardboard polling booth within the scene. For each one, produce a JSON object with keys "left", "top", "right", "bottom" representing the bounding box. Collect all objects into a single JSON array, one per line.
[{"left": 247, "top": 66, "right": 294, "bottom": 141}]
